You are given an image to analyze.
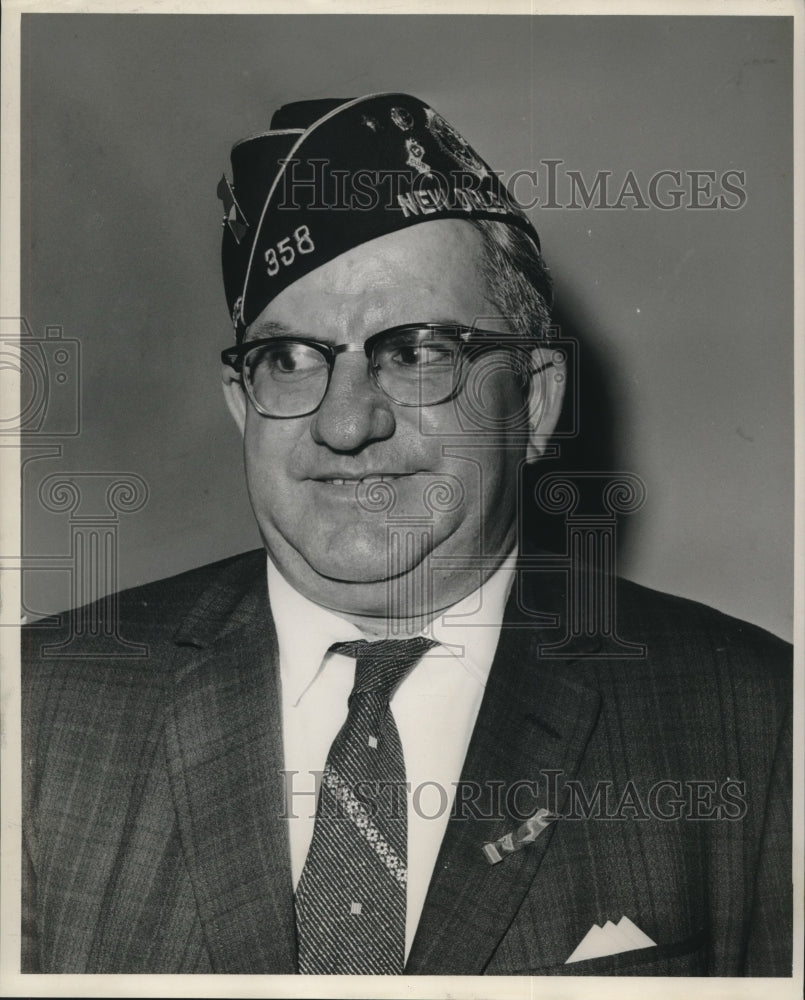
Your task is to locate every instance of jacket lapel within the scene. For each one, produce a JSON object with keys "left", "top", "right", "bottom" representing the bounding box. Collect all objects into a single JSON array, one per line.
[
  {"left": 406, "top": 567, "right": 602, "bottom": 974},
  {"left": 161, "top": 552, "right": 602, "bottom": 974},
  {"left": 164, "top": 551, "right": 297, "bottom": 973}
]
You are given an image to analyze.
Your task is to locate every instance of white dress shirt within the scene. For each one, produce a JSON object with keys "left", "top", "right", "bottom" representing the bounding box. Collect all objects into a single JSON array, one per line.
[{"left": 268, "top": 553, "right": 516, "bottom": 959}]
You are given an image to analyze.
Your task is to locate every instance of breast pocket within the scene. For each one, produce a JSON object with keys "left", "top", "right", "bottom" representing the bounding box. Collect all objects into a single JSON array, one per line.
[{"left": 519, "top": 929, "right": 709, "bottom": 976}]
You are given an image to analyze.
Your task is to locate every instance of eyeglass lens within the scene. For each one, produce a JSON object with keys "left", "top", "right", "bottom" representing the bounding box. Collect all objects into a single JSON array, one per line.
[{"left": 243, "top": 329, "right": 462, "bottom": 416}]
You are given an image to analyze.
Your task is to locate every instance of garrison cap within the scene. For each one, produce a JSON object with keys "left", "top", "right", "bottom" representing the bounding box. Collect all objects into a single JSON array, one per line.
[{"left": 218, "top": 92, "right": 543, "bottom": 341}]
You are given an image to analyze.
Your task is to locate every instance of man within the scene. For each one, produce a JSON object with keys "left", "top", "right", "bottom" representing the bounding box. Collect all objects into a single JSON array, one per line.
[{"left": 22, "top": 93, "right": 792, "bottom": 976}]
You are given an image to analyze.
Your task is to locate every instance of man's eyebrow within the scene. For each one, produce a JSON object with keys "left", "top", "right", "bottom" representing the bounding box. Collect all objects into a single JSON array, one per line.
[{"left": 245, "top": 319, "right": 303, "bottom": 342}]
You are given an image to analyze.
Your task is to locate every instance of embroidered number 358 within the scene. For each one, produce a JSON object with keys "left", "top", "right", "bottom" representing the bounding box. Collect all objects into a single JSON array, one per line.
[{"left": 264, "top": 225, "right": 315, "bottom": 276}]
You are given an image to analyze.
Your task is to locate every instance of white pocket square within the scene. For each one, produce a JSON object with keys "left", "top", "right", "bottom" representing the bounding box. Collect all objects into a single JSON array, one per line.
[{"left": 565, "top": 915, "right": 657, "bottom": 964}]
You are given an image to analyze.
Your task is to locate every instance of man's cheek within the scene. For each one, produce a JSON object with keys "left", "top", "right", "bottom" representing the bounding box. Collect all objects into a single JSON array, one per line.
[{"left": 244, "top": 447, "right": 297, "bottom": 522}]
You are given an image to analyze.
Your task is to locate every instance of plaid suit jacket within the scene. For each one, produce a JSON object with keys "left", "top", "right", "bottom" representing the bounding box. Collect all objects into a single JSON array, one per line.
[{"left": 21, "top": 549, "right": 792, "bottom": 975}]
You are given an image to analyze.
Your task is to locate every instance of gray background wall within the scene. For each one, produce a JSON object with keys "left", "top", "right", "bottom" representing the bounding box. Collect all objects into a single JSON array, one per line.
[{"left": 20, "top": 14, "right": 793, "bottom": 640}]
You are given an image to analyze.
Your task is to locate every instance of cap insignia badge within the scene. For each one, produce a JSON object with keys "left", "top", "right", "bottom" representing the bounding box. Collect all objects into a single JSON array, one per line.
[
  {"left": 424, "top": 108, "right": 488, "bottom": 179},
  {"left": 405, "top": 137, "right": 431, "bottom": 176},
  {"left": 390, "top": 106, "right": 415, "bottom": 132},
  {"left": 216, "top": 175, "right": 249, "bottom": 244},
  {"left": 231, "top": 295, "right": 243, "bottom": 331}
]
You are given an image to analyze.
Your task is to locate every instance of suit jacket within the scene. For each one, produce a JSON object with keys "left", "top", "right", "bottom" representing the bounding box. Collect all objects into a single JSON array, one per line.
[{"left": 21, "top": 548, "right": 792, "bottom": 975}]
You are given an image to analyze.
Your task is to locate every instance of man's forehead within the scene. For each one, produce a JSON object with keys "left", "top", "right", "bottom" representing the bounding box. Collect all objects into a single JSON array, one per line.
[
  {"left": 274, "top": 219, "right": 485, "bottom": 291},
  {"left": 244, "top": 221, "right": 492, "bottom": 342}
]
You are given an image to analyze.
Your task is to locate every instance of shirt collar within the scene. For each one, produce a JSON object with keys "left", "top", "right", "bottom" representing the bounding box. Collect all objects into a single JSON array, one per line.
[{"left": 267, "top": 552, "right": 517, "bottom": 707}]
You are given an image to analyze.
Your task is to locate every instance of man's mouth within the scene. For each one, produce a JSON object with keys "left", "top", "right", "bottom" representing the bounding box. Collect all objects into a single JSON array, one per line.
[{"left": 315, "top": 473, "right": 417, "bottom": 486}]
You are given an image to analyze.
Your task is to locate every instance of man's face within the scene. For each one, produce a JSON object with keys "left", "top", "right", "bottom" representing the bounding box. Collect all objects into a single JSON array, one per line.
[{"left": 224, "top": 220, "right": 537, "bottom": 620}]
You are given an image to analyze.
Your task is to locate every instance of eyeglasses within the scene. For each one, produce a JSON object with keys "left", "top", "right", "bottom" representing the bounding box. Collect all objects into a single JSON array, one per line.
[{"left": 221, "top": 323, "right": 545, "bottom": 419}]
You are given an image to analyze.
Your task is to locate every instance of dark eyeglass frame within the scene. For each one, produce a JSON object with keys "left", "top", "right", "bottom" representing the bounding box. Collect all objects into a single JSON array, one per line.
[{"left": 221, "top": 322, "right": 552, "bottom": 418}]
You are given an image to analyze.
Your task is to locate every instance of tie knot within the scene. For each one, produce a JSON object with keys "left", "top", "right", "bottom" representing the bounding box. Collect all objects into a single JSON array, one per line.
[{"left": 330, "top": 636, "right": 437, "bottom": 703}]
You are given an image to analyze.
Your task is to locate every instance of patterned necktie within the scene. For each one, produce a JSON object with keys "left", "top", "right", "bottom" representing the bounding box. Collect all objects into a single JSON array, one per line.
[{"left": 294, "top": 636, "right": 437, "bottom": 974}]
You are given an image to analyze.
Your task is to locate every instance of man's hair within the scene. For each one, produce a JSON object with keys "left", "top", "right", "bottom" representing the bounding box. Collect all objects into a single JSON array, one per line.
[{"left": 471, "top": 219, "right": 554, "bottom": 341}]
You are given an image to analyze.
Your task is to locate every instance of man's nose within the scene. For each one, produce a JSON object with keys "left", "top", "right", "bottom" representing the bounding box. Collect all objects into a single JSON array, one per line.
[{"left": 309, "top": 354, "right": 396, "bottom": 451}]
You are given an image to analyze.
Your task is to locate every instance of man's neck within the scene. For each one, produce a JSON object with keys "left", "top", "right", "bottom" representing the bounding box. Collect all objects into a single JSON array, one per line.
[
  {"left": 325, "top": 606, "right": 438, "bottom": 639},
  {"left": 266, "top": 549, "right": 519, "bottom": 640}
]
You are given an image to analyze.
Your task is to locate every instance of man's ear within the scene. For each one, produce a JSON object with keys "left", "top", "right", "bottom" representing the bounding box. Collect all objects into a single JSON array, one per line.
[
  {"left": 221, "top": 364, "right": 247, "bottom": 435},
  {"left": 524, "top": 345, "right": 566, "bottom": 462}
]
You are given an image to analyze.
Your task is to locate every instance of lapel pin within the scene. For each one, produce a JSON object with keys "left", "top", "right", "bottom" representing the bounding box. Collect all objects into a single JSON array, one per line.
[{"left": 482, "top": 807, "right": 556, "bottom": 864}]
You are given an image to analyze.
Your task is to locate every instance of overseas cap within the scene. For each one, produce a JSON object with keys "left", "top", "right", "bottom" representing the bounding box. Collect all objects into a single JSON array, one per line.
[{"left": 218, "top": 92, "right": 542, "bottom": 341}]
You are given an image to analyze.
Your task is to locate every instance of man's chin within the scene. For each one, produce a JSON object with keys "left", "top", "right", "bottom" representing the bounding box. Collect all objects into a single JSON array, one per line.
[
  {"left": 288, "top": 520, "right": 437, "bottom": 583},
  {"left": 303, "top": 547, "right": 422, "bottom": 585}
]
